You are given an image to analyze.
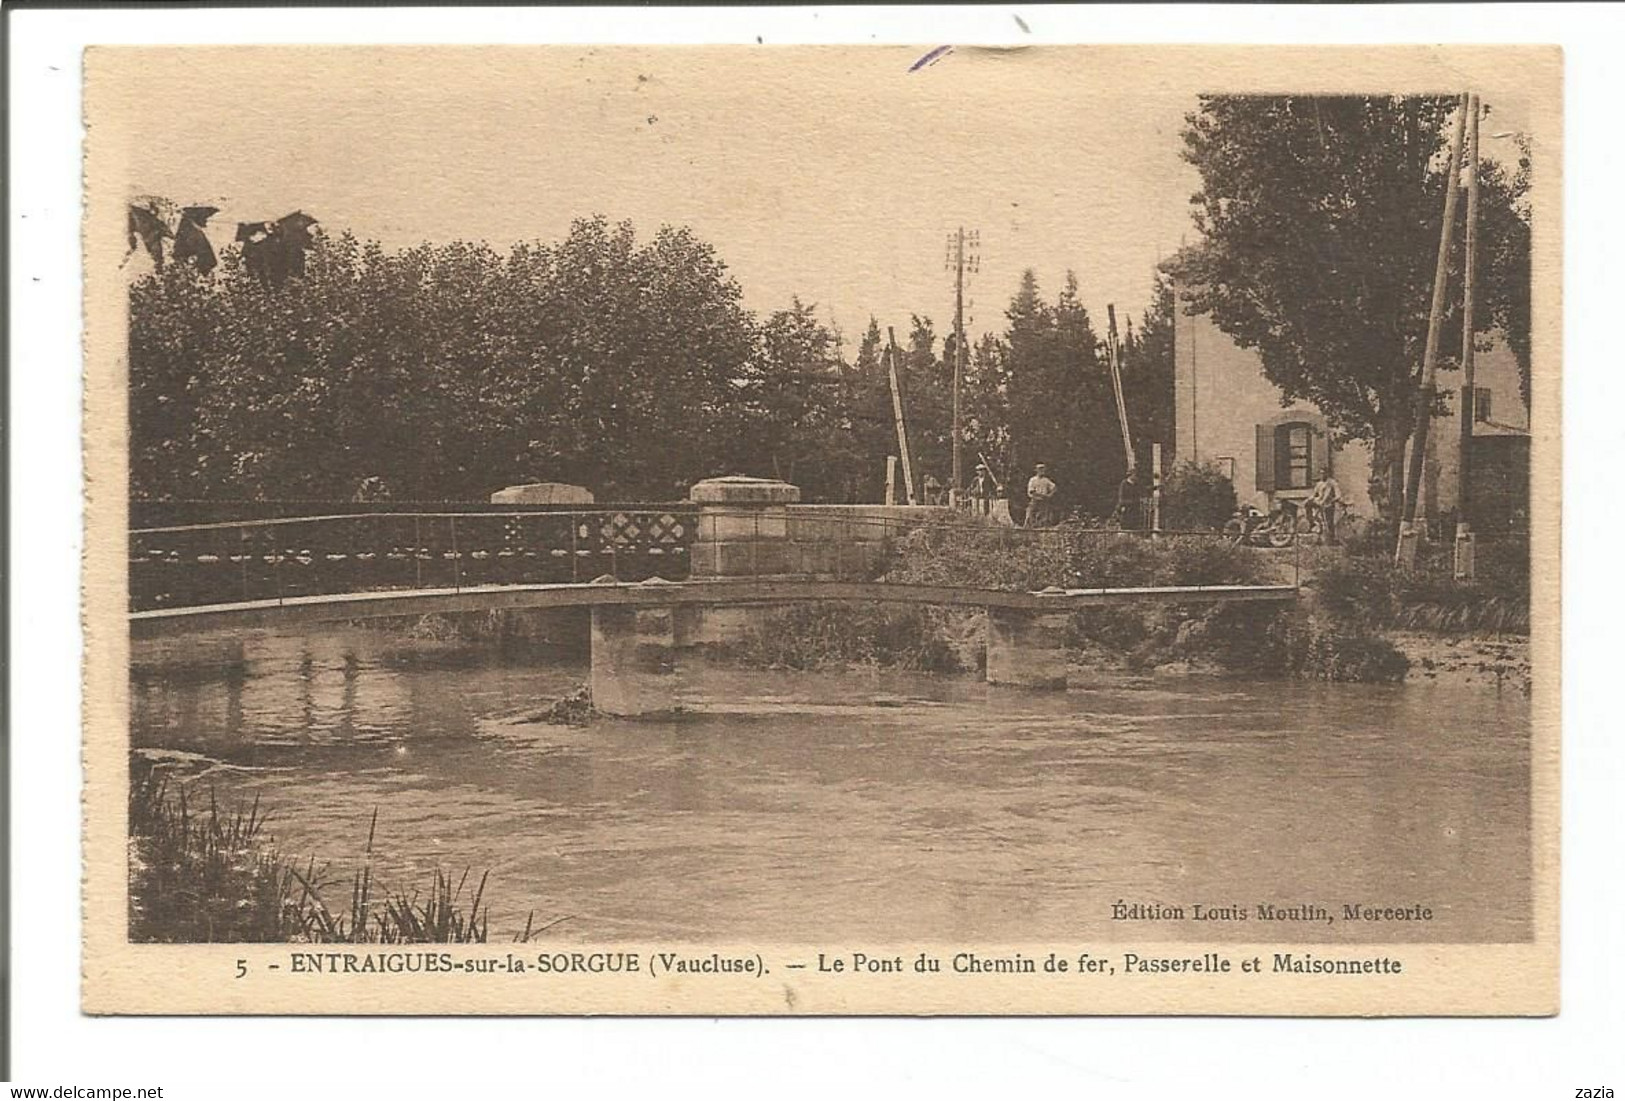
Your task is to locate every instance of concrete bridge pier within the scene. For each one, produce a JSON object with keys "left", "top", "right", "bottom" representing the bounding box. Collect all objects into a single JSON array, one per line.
[
  {"left": 984, "top": 607, "right": 1071, "bottom": 689},
  {"left": 591, "top": 605, "right": 681, "bottom": 716}
]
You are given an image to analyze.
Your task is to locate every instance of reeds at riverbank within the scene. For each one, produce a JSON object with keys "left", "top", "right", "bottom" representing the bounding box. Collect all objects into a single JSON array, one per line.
[{"left": 128, "top": 756, "right": 539, "bottom": 944}]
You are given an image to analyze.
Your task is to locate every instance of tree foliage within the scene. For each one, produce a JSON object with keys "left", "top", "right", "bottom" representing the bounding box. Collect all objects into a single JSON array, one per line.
[
  {"left": 132, "top": 218, "right": 767, "bottom": 500},
  {"left": 1160, "top": 461, "right": 1238, "bottom": 531},
  {"left": 1169, "top": 95, "right": 1531, "bottom": 519}
]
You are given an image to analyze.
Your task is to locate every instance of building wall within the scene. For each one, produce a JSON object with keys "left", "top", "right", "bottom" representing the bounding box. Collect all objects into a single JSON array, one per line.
[
  {"left": 1172, "top": 306, "right": 1373, "bottom": 516},
  {"left": 1420, "top": 341, "right": 1530, "bottom": 518},
  {"left": 1172, "top": 302, "right": 1530, "bottom": 525}
]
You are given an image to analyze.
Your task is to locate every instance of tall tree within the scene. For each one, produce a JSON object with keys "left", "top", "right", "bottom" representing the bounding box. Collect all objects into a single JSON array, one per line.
[
  {"left": 998, "top": 270, "right": 1119, "bottom": 517},
  {"left": 733, "top": 298, "right": 860, "bottom": 499},
  {"left": 1170, "top": 95, "right": 1531, "bottom": 521}
]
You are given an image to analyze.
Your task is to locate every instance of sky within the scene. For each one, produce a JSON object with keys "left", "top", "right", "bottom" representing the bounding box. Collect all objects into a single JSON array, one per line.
[{"left": 99, "top": 45, "right": 1536, "bottom": 347}]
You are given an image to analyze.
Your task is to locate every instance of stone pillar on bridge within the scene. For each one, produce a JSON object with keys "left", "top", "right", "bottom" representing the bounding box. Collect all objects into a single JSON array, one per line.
[
  {"left": 984, "top": 606, "right": 1070, "bottom": 689},
  {"left": 591, "top": 605, "right": 680, "bottom": 716},
  {"left": 686, "top": 475, "right": 801, "bottom": 646},
  {"left": 690, "top": 475, "right": 801, "bottom": 578}
]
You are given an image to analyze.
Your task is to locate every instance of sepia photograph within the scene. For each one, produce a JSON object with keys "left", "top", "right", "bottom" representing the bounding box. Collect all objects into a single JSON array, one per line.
[{"left": 79, "top": 43, "right": 1559, "bottom": 1015}]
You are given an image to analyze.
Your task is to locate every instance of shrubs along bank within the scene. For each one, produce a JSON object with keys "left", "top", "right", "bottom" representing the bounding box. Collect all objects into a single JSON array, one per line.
[
  {"left": 725, "top": 518, "right": 1409, "bottom": 683},
  {"left": 1313, "top": 536, "right": 1530, "bottom": 635}
]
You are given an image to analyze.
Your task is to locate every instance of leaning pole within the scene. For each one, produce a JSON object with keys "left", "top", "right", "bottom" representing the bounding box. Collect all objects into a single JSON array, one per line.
[
  {"left": 1454, "top": 93, "right": 1482, "bottom": 581},
  {"left": 1396, "top": 92, "right": 1470, "bottom": 569}
]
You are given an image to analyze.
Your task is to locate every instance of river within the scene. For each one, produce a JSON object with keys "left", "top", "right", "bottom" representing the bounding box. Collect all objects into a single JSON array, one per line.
[{"left": 130, "top": 624, "right": 1532, "bottom": 944}]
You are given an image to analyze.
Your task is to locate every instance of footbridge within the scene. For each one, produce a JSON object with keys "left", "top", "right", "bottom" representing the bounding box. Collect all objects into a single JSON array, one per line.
[{"left": 130, "top": 476, "right": 1296, "bottom": 715}]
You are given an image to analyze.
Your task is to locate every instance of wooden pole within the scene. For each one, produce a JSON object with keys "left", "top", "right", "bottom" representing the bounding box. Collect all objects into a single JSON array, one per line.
[
  {"left": 1396, "top": 92, "right": 1469, "bottom": 568},
  {"left": 1106, "top": 304, "right": 1136, "bottom": 473},
  {"left": 1151, "top": 442, "right": 1163, "bottom": 533},
  {"left": 886, "top": 327, "right": 917, "bottom": 505},
  {"left": 1457, "top": 95, "right": 1481, "bottom": 534}
]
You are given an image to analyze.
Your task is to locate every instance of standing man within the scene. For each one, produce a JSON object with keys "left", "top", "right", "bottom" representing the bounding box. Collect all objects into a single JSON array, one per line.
[
  {"left": 1310, "top": 470, "right": 1344, "bottom": 544},
  {"left": 968, "top": 464, "right": 996, "bottom": 517},
  {"left": 1113, "top": 468, "right": 1143, "bottom": 529},
  {"left": 922, "top": 473, "right": 944, "bottom": 506},
  {"left": 1025, "top": 463, "right": 1058, "bottom": 528}
]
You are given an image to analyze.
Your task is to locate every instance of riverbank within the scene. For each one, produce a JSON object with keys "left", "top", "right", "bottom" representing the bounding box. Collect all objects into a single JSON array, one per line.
[
  {"left": 708, "top": 520, "right": 1411, "bottom": 684},
  {"left": 1389, "top": 630, "right": 1532, "bottom": 695}
]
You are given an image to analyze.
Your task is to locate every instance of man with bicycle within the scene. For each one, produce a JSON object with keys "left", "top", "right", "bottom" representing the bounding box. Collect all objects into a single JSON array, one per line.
[{"left": 1309, "top": 471, "right": 1344, "bottom": 544}]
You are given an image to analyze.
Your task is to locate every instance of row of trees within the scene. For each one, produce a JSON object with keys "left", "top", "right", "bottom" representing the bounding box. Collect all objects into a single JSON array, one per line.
[
  {"left": 129, "top": 214, "right": 1173, "bottom": 510},
  {"left": 130, "top": 95, "right": 1532, "bottom": 522}
]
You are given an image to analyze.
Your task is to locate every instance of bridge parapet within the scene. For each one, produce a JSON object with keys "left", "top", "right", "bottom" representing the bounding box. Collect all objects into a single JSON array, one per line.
[
  {"left": 785, "top": 504, "right": 950, "bottom": 578},
  {"left": 689, "top": 477, "right": 950, "bottom": 582}
]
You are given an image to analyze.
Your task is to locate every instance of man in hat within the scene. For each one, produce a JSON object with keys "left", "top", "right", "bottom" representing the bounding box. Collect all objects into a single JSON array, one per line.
[
  {"left": 1025, "top": 463, "right": 1058, "bottom": 528},
  {"left": 968, "top": 464, "right": 996, "bottom": 517}
]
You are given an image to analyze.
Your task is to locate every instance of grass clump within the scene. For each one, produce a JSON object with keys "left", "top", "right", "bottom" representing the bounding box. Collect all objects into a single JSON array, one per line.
[{"left": 128, "top": 756, "right": 547, "bottom": 944}]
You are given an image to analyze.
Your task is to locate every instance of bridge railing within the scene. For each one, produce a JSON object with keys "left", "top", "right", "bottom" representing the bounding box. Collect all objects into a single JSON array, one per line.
[
  {"left": 129, "top": 507, "right": 698, "bottom": 612},
  {"left": 129, "top": 504, "right": 1284, "bottom": 615}
]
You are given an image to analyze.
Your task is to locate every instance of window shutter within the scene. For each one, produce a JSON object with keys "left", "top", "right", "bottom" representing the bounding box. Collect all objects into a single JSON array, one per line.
[
  {"left": 1255, "top": 424, "right": 1275, "bottom": 493},
  {"left": 1311, "top": 425, "right": 1331, "bottom": 481}
]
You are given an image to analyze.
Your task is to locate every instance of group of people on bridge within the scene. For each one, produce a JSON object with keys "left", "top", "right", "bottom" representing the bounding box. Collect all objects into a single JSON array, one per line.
[{"left": 921, "top": 463, "right": 1150, "bottom": 530}]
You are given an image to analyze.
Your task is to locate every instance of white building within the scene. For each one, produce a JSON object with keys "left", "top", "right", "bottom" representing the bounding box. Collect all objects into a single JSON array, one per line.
[{"left": 1172, "top": 298, "right": 1529, "bottom": 530}]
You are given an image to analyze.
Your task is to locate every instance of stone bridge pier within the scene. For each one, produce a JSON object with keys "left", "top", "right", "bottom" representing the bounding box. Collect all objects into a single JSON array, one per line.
[
  {"left": 592, "top": 475, "right": 801, "bottom": 716},
  {"left": 590, "top": 605, "right": 682, "bottom": 717},
  {"left": 984, "top": 607, "right": 1071, "bottom": 689}
]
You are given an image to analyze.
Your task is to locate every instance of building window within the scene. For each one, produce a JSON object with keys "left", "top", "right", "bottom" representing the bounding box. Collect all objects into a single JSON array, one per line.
[
  {"left": 1276, "top": 422, "right": 1312, "bottom": 489},
  {"left": 1255, "top": 419, "right": 1326, "bottom": 494},
  {"left": 1474, "top": 387, "right": 1492, "bottom": 423}
]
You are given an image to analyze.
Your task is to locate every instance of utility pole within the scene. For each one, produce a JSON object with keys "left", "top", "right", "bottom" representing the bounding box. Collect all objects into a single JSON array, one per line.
[
  {"left": 886, "top": 326, "right": 917, "bottom": 505},
  {"left": 1396, "top": 92, "right": 1469, "bottom": 569},
  {"left": 1105, "top": 304, "right": 1136, "bottom": 474},
  {"left": 946, "top": 227, "right": 979, "bottom": 503},
  {"left": 1455, "top": 93, "right": 1481, "bottom": 581}
]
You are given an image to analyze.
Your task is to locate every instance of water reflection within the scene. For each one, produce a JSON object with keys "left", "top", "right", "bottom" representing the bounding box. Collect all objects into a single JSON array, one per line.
[{"left": 131, "top": 627, "right": 1532, "bottom": 944}]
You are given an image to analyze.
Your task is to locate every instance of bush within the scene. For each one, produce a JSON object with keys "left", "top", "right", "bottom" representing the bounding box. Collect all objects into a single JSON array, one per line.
[
  {"left": 1159, "top": 461, "right": 1238, "bottom": 532},
  {"left": 886, "top": 518, "right": 1270, "bottom": 592},
  {"left": 724, "top": 603, "right": 968, "bottom": 673},
  {"left": 1282, "top": 618, "right": 1411, "bottom": 682},
  {"left": 1313, "top": 538, "right": 1529, "bottom": 635}
]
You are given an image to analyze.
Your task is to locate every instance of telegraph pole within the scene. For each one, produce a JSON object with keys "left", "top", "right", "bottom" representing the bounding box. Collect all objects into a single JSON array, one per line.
[
  {"left": 1396, "top": 93, "right": 1469, "bottom": 569},
  {"left": 1455, "top": 93, "right": 1481, "bottom": 580},
  {"left": 946, "top": 227, "right": 979, "bottom": 502},
  {"left": 886, "top": 326, "right": 917, "bottom": 505}
]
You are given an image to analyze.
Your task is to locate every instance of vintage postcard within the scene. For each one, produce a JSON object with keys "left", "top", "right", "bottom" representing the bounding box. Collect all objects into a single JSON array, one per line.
[{"left": 83, "top": 44, "right": 1560, "bottom": 1015}]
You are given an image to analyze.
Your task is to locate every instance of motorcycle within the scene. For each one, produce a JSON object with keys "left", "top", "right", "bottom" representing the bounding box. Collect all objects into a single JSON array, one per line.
[{"left": 1224, "top": 502, "right": 1301, "bottom": 548}]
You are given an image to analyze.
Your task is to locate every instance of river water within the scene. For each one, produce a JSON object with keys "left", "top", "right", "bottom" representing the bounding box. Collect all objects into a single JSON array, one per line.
[{"left": 131, "top": 625, "right": 1532, "bottom": 944}]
